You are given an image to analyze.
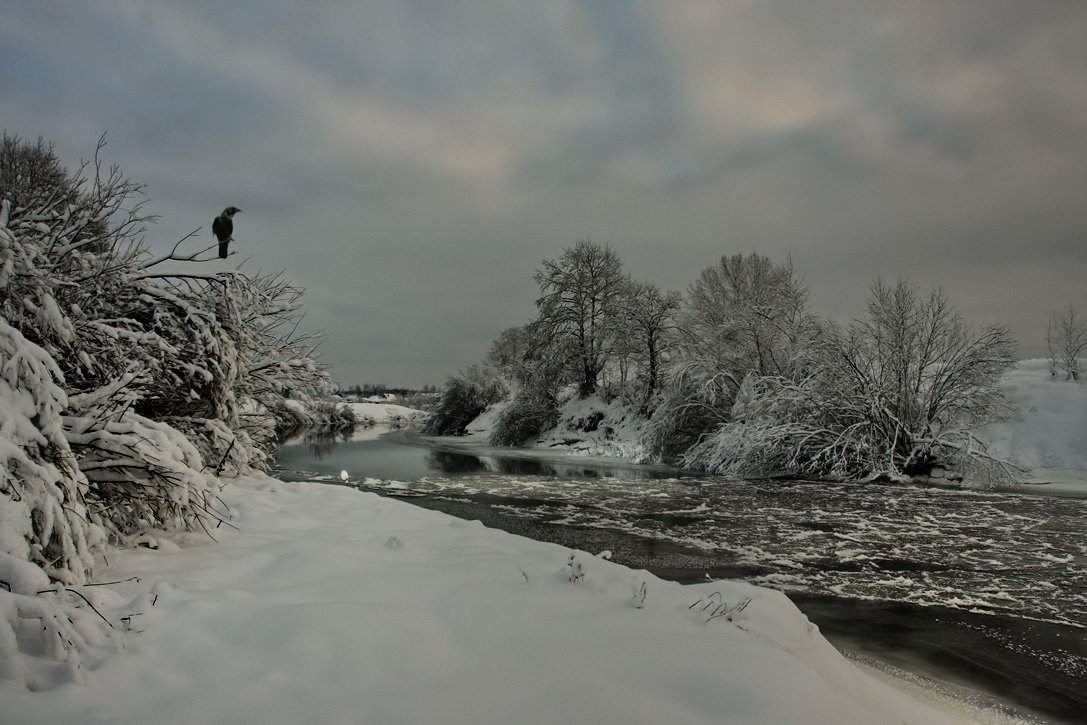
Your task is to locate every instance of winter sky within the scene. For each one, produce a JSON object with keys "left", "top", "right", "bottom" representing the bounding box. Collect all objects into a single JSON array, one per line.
[{"left": 3, "top": 2, "right": 1086, "bottom": 387}]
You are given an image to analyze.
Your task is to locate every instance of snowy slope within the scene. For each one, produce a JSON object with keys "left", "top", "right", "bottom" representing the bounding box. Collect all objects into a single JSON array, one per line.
[
  {"left": 531, "top": 395, "right": 652, "bottom": 461},
  {"left": 977, "top": 359, "right": 1087, "bottom": 492},
  {"left": 2, "top": 475, "right": 984, "bottom": 724},
  {"left": 468, "top": 395, "right": 652, "bottom": 461}
]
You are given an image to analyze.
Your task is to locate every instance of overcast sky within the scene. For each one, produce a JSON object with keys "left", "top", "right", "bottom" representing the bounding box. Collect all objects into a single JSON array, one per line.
[{"left": 4, "top": 1, "right": 1086, "bottom": 387}]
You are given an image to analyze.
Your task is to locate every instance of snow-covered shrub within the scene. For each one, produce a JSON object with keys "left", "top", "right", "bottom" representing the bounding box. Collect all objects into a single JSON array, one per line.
[
  {"left": 64, "top": 402, "right": 223, "bottom": 538},
  {"left": 0, "top": 137, "right": 147, "bottom": 373},
  {"left": 0, "top": 318, "right": 102, "bottom": 584},
  {"left": 644, "top": 369, "right": 738, "bottom": 464},
  {"left": 682, "top": 371, "right": 868, "bottom": 479},
  {"left": 1, "top": 131, "right": 343, "bottom": 572},
  {"left": 0, "top": 556, "right": 128, "bottom": 692},
  {"left": 646, "top": 254, "right": 816, "bottom": 464},
  {"left": 685, "top": 282, "right": 1022, "bottom": 483},
  {"left": 162, "top": 416, "right": 258, "bottom": 477},
  {"left": 0, "top": 553, "right": 124, "bottom": 690},
  {"left": 425, "top": 364, "right": 507, "bottom": 436},
  {"left": 489, "top": 390, "right": 559, "bottom": 446}
]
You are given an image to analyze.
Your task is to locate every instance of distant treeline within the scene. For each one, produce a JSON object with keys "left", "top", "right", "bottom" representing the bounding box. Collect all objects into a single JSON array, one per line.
[
  {"left": 427, "top": 239, "right": 1026, "bottom": 483},
  {"left": 340, "top": 383, "right": 438, "bottom": 397}
]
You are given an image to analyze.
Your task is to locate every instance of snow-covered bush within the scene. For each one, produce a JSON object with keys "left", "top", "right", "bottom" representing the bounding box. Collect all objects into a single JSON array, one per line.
[
  {"left": 1, "top": 131, "right": 341, "bottom": 575},
  {"left": 644, "top": 367, "right": 741, "bottom": 464},
  {"left": 163, "top": 416, "right": 258, "bottom": 477},
  {"left": 0, "top": 556, "right": 124, "bottom": 690},
  {"left": 685, "top": 282, "right": 1021, "bottom": 482},
  {"left": 682, "top": 371, "right": 869, "bottom": 479},
  {"left": 489, "top": 390, "right": 559, "bottom": 446},
  {"left": 64, "top": 402, "right": 224, "bottom": 539},
  {"left": 425, "top": 364, "right": 507, "bottom": 436},
  {"left": 0, "top": 130, "right": 351, "bottom": 689},
  {"left": 0, "top": 319, "right": 102, "bottom": 584}
]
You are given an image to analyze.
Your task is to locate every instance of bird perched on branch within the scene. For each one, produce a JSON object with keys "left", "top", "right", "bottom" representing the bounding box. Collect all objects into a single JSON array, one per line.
[{"left": 212, "top": 206, "right": 241, "bottom": 258}]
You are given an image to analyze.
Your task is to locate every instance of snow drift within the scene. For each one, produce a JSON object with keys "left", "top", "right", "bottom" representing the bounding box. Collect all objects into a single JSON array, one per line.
[{"left": 2, "top": 476, "right": 978, "bottom": 724}]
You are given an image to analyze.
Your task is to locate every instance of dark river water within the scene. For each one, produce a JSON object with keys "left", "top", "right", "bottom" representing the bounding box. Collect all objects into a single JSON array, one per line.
[{"left": 274, "top": 431, "right": 1087, "bottom": 723}]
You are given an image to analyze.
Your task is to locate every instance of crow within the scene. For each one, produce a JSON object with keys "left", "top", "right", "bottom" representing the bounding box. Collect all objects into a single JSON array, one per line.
[{"left": 212, "top": 206, "right": 241, "bottom": 258}]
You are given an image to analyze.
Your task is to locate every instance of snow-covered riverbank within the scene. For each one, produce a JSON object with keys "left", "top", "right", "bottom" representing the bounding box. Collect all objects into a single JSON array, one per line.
[
  {"left": 4, "top": 474, "right": 998, "bottom": 724},
  {"left": 976, "top": 359, "right": 1087, "bottom": 496},
  {"left": 6, "top": 361, "right": 1082, "bottom": 723},
  {"left": 463, "top": 359, "right": 1087, "bottom": 495}
]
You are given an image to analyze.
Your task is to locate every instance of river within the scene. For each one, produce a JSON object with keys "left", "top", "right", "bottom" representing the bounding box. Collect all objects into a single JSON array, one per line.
[{"left": 273, "top": 430, "right": 1087, "bottom": 723}]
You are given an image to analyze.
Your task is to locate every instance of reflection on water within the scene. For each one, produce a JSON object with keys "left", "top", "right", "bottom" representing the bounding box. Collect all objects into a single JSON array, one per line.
[
  {"left": 297, "top": 430, "right": 351, "bottom": 460},
  {"left": 275, "top": 433, "right": 681, "bottom": 482},
  {"left": 425, "top": 449, "right": 487, "bottom": 474}
]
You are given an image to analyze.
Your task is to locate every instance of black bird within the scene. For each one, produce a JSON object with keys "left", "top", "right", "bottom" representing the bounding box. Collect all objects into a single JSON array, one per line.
[{"left": 212, "top": 206, "right": 241, "bottom": 258}]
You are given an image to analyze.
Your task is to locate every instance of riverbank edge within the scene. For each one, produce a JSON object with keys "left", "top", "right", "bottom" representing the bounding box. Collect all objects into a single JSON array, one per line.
[{"left": 322, "top": 426, "right": 1086, "bottom": 722}]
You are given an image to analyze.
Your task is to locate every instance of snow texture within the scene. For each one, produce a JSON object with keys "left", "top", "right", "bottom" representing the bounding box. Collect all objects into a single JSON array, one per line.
[
  {"left": 0, "top": 318, "right": 102, "bottom": 584},
  {"left": 2, "top": 475, "right": 982, "bottom": 724},
  {"left": 977, "top": 358, "right": 1087, "bottom": 493},
  {"left": 469, "top": 395, "right": 652, "bottom": 461}
]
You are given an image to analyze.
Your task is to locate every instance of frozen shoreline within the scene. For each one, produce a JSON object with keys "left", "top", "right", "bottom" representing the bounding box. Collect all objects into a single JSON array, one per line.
[
  {"left": 447, "top": 359, "right": 1087, "bottom": 497},
  {"left": 3, "top": 473, "right": 998, "bottom": 724}
]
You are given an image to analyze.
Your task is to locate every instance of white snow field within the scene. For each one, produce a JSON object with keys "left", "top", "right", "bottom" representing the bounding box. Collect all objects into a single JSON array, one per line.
[
  {"left": 3, "top": 474, "right": 986, "bottom": 725},
  {"left": 977, "top": 359, "right": 1087, "bottom": 495}
]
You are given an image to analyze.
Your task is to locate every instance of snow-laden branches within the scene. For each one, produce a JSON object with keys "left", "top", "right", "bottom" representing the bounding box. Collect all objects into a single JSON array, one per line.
[
  {"left": 534, "top": 240, "right": 626, "bottom": 398},
  {"left": 0, "top": 319, "right": 103, "bottom": 585},
  {"left": 1, "top": 132, "right": 346, "bottom": 589},
  {"left": 684, "top": 282, "right": 1021, "bottom": 483},
  {"left": 0, "top": 131, "right": 355, "bottom": 689}
]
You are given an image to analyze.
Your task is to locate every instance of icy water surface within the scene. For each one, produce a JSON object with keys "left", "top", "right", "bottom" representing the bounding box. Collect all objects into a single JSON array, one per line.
[
  {"left": 277, "top": 434, "right": 1087, "bottom": 630},
  {"left": 275, "top": 432, "right": 1087, "bottom": 721}
]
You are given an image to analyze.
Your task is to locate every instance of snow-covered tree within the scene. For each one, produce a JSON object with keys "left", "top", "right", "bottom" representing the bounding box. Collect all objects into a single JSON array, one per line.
[
  {"left": 680, "top": 253, "right": 811, "bottom": 379},
  {"left": 685, "top": 281, "right": 1020, "bottom": 482},
  {"left": 841, "top": 280, "right": 1018, "bottom": 476},
  {"left": 1046, "top": 306, "right": 1085, "bottom": 382},
  {"left": 647, "top": 254, "right": 815, "bottom": 462},
  {"left": 534, "top": 240, "right": 626, "bottom": 398},
  {"left": 621, "top": 280, "right": 681, "bottom": 402}
]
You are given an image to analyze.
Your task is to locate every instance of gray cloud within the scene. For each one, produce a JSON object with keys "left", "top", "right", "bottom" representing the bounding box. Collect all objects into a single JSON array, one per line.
[{"left": 2, "top": 1, "right": 1085, "bottom": 385}]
